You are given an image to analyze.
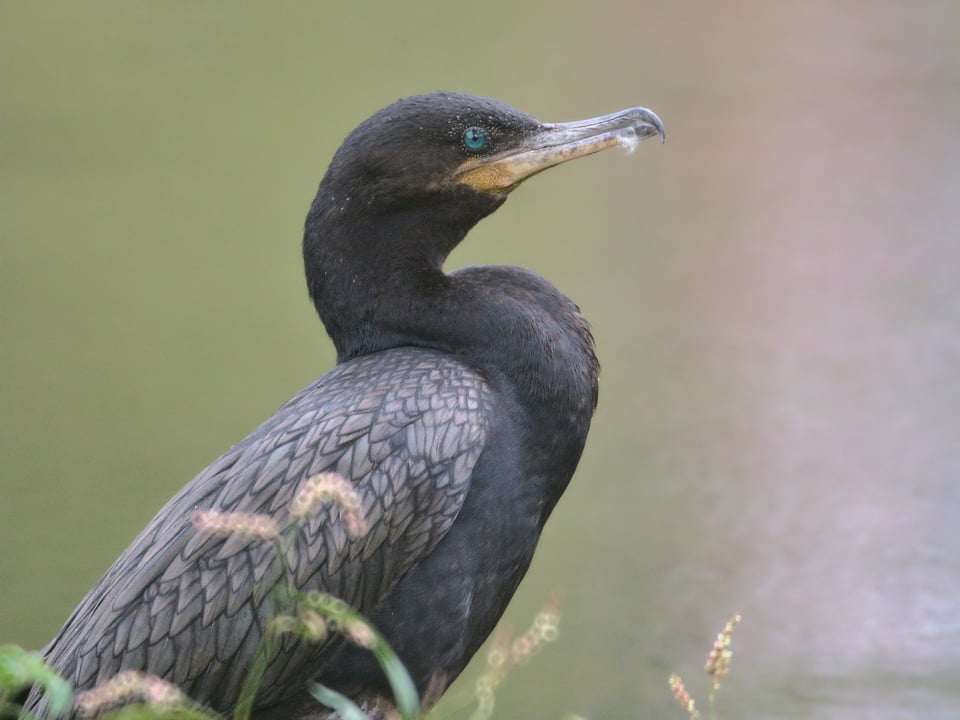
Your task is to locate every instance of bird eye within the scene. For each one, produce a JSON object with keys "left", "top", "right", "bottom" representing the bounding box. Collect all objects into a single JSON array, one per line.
[{"left": 462, "top": 127, "right": 489, "bottom": 152}]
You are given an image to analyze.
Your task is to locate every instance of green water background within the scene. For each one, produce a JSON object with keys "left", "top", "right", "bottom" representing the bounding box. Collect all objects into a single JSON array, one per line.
[{"left": 3, "top": 2, "right": 960, "bottom": 717}]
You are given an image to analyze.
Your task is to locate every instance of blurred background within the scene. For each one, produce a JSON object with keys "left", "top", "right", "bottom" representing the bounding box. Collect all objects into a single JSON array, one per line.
[{"left": 2, "top": 1, "right": 959, "bottom": 718}]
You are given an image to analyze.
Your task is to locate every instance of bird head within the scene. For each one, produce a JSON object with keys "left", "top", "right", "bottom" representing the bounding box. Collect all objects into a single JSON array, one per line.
[{"left": 313, "top": 92, "right": 664, "bottom": 218}]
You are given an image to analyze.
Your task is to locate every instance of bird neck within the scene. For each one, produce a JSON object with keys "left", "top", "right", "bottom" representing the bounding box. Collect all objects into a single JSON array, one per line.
[{"left": 303, "top": 190, "right": 504, "bottom": 360}]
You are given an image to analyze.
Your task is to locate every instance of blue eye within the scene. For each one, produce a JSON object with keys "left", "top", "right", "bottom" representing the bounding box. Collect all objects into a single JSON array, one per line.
[{"left": 462, "top": 126, "right": 489, "bottom": 152}]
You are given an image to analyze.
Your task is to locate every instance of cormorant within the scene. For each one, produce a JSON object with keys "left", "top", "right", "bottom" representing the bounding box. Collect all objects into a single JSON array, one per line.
[{"left": 24, "top": 93, "right": 664, "bottom": 719}]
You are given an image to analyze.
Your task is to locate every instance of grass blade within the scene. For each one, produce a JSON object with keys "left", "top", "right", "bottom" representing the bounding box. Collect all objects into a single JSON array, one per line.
[{"left": 307, "top": 682, "right": 370, "bottom": 720}]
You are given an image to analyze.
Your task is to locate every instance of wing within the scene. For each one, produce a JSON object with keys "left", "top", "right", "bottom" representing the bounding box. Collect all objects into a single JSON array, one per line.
[{"left": 35, "top": 348, "right": 492, "bottom": 714}]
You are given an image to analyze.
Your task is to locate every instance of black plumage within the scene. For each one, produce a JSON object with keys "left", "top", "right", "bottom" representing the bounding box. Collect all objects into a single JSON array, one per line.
[{"left": 24, "top": 92, "right": 663, "bottom": 719}]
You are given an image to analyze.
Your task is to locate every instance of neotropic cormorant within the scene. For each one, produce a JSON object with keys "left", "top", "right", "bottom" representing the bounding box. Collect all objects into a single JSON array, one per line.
[{"left": 24, "top": 93, "right": 664, "bottom": 719}]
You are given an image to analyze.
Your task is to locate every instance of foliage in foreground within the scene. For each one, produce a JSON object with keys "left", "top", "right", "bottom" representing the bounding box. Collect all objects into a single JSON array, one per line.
[
  {"left": 0, "top": 605, "right": 559, "bottom": 720},
  {"left": 1, "top": 472, "right": 560, "bottom": 720},
  {"left": 0, "top": 645, "right": 72, "bottom": 719},
  {"left": 668, "top": 613, "right": 742, "bottom": 720}
]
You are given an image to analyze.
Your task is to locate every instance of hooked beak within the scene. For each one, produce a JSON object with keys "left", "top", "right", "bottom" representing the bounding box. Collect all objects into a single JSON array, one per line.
[{"left": 453, "top": 106, "right": 665, "bottom": 194}]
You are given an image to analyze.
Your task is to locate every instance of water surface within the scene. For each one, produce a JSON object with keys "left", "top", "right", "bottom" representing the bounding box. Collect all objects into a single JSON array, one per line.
[{"left": 3, "top": 2, "right": 959, "bottom": 717}]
